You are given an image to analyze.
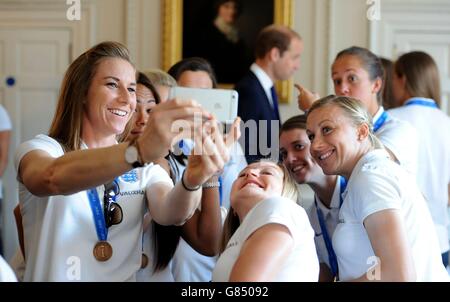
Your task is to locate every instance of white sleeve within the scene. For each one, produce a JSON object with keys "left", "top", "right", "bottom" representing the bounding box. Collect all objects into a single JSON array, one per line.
[
  {"left": 0, "top": 256, "right": 17, "bottom": 282},
  {"left": 378, "top": 118, "right": 418, "bottom": 176},
  {"left": 14, "top": 134, "right": 64, "bottom": 173},
  {"left": 142, "top": 163, "right": 174, "bottom": 188},
  {"left": 350, "top": 169, "right": 402, "bottom": 223},
  {"left": 0, "top": 105, "right": 12, "bottom": 131},
  {"left": 241, "top": 197, "right": 310, "bottom": 245}
]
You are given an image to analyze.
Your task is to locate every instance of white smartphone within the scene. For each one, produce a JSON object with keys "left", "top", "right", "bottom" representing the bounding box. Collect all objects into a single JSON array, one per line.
[{"left": 168, "top": 86, "right": 238, "bottom": 124}]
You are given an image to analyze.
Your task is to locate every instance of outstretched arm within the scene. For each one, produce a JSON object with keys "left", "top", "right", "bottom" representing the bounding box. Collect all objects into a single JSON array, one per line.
[
  {"left": 229, "top": 223, "right": 293, "bottom": 281},
  {"left": 18, "top": 99, "right": 211, "bottom": 197},
  {"left": 181, "top": 118, "right": 240, "bottom": 255},
  {"left": 181, "top": 176, "right": 222, "bottom": 256},
  {"left": 147, "top": 118, "right": 230, "bottom": 226}
]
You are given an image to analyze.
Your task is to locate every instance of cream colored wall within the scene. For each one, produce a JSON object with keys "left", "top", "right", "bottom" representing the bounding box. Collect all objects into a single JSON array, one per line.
[
  {"left": 95, "top": 0, "right": 127, "bottom": 43},
  {"left": 280, "top": 0, "right": 369, "bottom": 121},
  {"left": 42, "top": 0, "right": 369, "bottom": 117}
]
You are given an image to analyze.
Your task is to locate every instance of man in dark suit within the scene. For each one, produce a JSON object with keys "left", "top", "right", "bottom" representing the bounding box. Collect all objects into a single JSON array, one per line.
[{"left": 235, "top": 25, "right": 303, "bottom": 163}]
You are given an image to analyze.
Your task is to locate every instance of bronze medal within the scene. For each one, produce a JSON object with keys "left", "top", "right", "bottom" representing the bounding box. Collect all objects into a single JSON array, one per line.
[
  {"left": 93, "top": 241, "right": 113, "bottom": 262},
  {"left": 141, "top": 253, "right": 149, "bottom": 269}
]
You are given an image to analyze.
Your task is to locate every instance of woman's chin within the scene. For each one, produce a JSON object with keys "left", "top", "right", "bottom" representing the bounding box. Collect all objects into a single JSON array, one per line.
[
  {"left": 319, "top": 164, "right": 336, "bottom": 176},
  {"left": 234, "top": 189, "right": 266, "bottom": 201}
]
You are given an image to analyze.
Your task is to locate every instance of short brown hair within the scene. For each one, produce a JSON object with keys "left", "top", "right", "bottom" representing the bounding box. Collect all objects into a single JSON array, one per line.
[
  {"left": 280, "top": 114, "right": 307, "bottom": 134},
  {"left": 48, "top": 41, "right": 134, "bottom": 152},
  {"left": 254, "top": 25, "right": 301, "bottom": 59},
  {"left": 143, "top": 69, "right": 177, "bottom": 88}
]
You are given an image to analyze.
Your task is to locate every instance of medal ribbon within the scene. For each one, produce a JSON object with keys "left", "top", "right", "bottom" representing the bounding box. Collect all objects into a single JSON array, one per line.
[
  {"left": 87, "top": 177, "right": 120, "bottom": 241},
  {"left": 87, "top": 187, "right": 108, "bottom": 241}
]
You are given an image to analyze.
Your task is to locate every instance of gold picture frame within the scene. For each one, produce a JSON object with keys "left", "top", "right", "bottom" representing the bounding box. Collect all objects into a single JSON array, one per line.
[{"left": 162, "top": 0, "right": 294, "bottom": 103}]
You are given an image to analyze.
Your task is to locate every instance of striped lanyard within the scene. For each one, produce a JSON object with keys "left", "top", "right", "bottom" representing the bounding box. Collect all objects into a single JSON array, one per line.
[
  {"left": 315, "top": 176, "right": 347, "bottom": 278},
  {"left": 373, "top": 108, "right": 389, "bottom": 133}
]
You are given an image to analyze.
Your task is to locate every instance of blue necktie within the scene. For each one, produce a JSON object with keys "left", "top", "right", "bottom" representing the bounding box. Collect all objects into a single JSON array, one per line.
[{"left": 270, "top": 86, "right": 280, "bottom": 121}]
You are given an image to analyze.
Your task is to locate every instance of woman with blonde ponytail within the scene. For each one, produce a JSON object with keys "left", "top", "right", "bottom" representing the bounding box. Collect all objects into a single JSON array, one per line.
[{"left": 306, "top": 95, "right": 448, "bottom": 282}]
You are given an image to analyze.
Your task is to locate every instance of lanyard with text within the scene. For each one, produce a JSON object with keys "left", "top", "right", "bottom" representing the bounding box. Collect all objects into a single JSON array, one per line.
[
  {"left": 87, "top": 187, "right": 108, "bottom": 241},
  {"left": 373, "top": 109, "right": 388, "bottom": 133},
  {"left": 405, "top": 97, "right": 438, "bottom": 109},
  {"left": 315, "top": 176, "right": 347, "bottom": 278},
  {"left": 87, "top": 178, "right": 119, "bottom": 241}
]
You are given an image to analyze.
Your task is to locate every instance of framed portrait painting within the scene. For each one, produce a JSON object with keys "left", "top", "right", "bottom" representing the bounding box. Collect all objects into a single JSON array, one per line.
[{"left": 162, "top": 0, "right": 294, "bottom": 103}]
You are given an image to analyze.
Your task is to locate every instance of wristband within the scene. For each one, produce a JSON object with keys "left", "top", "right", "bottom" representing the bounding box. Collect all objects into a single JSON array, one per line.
[
  {"left": 202, "top": 181, "right": 220, "bottom": 189},
  {"left": 181, "top": 170, "right": 201, "bottom": 191}
]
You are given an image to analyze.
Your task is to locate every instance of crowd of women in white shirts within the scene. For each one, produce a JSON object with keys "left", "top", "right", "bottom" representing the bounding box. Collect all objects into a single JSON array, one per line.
[{"left": 0, "top": 33, "right": 449, "bottom": 282}]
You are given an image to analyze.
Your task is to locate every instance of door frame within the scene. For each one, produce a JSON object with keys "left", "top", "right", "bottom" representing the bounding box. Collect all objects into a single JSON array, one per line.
[
  {"left": 0, "top": 0, "right": 95, "bottom": 260},
  {"left": 369, "top": 0, "right": 450, "bottom": 58},
  {"left": 0, "top": 0, "right": 96, "bottom": 58}
]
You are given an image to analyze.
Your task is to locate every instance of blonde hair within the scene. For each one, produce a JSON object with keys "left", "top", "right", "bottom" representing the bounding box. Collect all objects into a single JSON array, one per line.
[
  {"left": 48, "top": 41, "right": 133, "bottom": 151},
  {"left": 142, "top": 69, "right": 177, "bottom": 88},
  {"left": 220, "top": 160, "right": 299, "bottom": 252},
  {"left": 308, "top": 95, "right": 384, "bottom": 150}
]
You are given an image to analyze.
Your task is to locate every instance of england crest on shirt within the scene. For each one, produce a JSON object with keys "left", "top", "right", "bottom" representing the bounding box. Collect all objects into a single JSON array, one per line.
[{"left": 120, "top": 169, "right": 139, "bottom": 183}]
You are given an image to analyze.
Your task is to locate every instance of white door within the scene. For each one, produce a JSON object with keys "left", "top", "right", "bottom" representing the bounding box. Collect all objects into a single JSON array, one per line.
[
  {"left": 369, "top": 0, "right": 450, "bottom": 116},
  {"left": 0, "top": 27, "right": 71, "bottom": 259}
]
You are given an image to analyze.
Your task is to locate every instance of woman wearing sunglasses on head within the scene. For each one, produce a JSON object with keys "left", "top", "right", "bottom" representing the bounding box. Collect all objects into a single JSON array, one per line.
[
  {"left": 305, "top": 95, "right": 448, "bottom": 281},
  {"left": 14, "top": 41, "right": 230, "bottom": 282}
]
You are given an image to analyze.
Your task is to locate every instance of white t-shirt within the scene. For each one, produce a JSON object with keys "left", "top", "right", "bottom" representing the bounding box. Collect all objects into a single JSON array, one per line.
[
  {"left": 374, "top": 106, "right": 418, "bottom": 176},
  {"left": 306, "top": 177, "right": 341, "bottom": 269},
  {"left": 14, "top": 134, "right": 173, "bottom": 281},
  {"left": 212, "top": 197, "right": 319, "bottom": 282},
  {"left": 171, "top": 207, "right": 228, "bottom": 282},
  {"left": 170, "top": 141, "right": 246, "bottom": 282},
  {"left": 0, "top": 105, "right": 11, "bottom": 132},
  {"left": 389, "top": 98, "right": 450, "bottom": 253},
  {"left": 333, "top": 149, "right": 449, "bottom": 281},
  {"left": 0, "top": 104, "right": 12, "bottom": 199},
  {"left": 0, "top": 255, "right": 17, "bottom": 282}
]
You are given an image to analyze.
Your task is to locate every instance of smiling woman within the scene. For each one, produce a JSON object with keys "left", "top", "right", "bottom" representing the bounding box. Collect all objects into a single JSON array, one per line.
[
  {"left": 13, "top": 41, "right": 230, "bottom": 281},
  {"left": 279, "top": 114, "right": 340, "bottom": 281},
  {"left": 212, "top": 160, "right": 319, "bottom": 282},
  {"left": 125, "top": 72, "right": 160, "bottom": 142},
  {"left": 305, "top": 95, "right": 448, "bottom": 281}
]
